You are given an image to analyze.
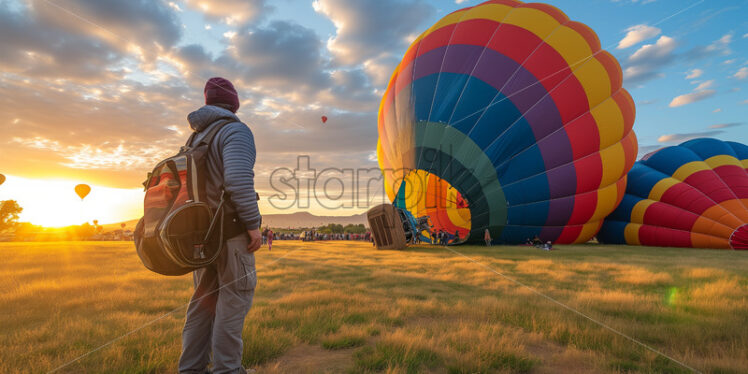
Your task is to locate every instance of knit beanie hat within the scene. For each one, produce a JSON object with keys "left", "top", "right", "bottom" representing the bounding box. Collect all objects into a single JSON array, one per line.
[{"left": 204, "top": 77, "right": 240, "bottom": 113}]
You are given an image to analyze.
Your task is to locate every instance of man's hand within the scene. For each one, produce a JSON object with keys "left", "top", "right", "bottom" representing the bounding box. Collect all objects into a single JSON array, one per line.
[{"left": 247, "top": 229, "right": 262, "bottom": 253}]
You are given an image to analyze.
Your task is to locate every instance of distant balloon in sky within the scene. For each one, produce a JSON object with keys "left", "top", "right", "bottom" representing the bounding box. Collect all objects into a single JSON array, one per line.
[
  {"left": 121, "top": 223, "right": 126, "bottom": 229},
  {"left": 377, "top": 0, "right": 637, "bottom": 244},
  {"left": 75, "top": 184, "right": 91, "bottom": 200},
  {"left": 321, "top": 116, "right": 328, "bottom": 124},
  {"left": 599, "top": 138, "right": 748, "bottom": 249},
  {"left": 0, "top": 174, "right": 5, "bottom": 186}
]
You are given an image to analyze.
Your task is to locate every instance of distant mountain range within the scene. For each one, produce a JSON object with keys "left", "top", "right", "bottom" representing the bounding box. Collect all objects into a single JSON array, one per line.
[
  {"left": 108, "top": 211, "right": 367, "bottom": 231},
  {"left": 261, "top": 211, "right": 367, "bottom": 229}
]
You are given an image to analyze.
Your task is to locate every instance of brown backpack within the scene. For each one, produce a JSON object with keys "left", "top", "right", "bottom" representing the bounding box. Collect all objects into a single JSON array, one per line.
[{"left": 134, "top": 119, "right": 233, "bottom": 276}]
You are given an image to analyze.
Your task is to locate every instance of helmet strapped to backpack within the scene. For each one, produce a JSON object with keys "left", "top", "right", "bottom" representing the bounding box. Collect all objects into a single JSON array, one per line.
[{"left": 134, "top": 119, "right": 234, "bottom": 276}]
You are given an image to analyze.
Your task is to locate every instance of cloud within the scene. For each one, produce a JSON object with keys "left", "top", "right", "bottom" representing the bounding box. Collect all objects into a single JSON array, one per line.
[
  {"left": 669, "top": 80, "right": 716, "bottom": 107},
  {"left": 10, "top": 136, "right": 174, "bottom": 171},
  {"left": 0, "top": 6, "right": 118, "bottom": 81},
  {"left": 212, "top": 20, "right": 382, "bottom": 113},
  {"left": 623, "top": 35, "right": 677, "bottom": 84},
  {"left": 628, "top": 35, "right": 676, "bottom": 63},
  {"left": 0, "top": 75, "right": 197, "bottom": 187},
  {"left": 733, "top": 67, "right": 748, "bottom": 80},
  {"left": 363, "top": 54, "right": 401, "bottom": 88},
  {"left": 173, "top": 44, "right": 214, "bottom": 75},
  {"left": 31, "top": 0, "right": 183, "bottom": 62},
  {"left": 669, "top": 90, "right": 716, "bottom": 107},
  {"left": 655, "top": 119, "right": 742, "bottom": 147},
  {"left": 708, "top": 122, "right": 742, "bottom": 129},
  {"left": 657, "top": 131, "right": 723, "bottom": 143},
  {"left": 167, "top": 2, "right": 182, "bottom": 12},
  {"left": 167, "top": 17, "right": 384, "bottom": 115},
  {"left": 320, "top": 69, "right": 379, "bottom": 111},
  {"left": 686, "top": 33, "right": 733, "bottom": 60},
  {"left": 313, "top": 0, "right": 435, "bottom": 66},
  {"left": 617, "top": 24, "right": 660, "bottom": 49},
  {"left": 0, "top": 0, "right": 183, "bottom": 81},
  {"left": 707, "top": 33, "right": 733, "bottom": 54},
  {"left": 229, "top": 21, "right": 331, "bottom": 95},
  {"left": 694, "top": 80, "right": 714, "bottom": 91},
  {"left": 182, "top": 0, "right": 270, "bottom": 25},
  {"left": 685, "top": 68, "right": 703, "bottom": 79}
]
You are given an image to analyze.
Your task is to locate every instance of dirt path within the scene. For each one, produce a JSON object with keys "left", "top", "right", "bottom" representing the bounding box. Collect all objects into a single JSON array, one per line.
[{"left": 255, "top": 344, "right": 356, "bottom": 373}]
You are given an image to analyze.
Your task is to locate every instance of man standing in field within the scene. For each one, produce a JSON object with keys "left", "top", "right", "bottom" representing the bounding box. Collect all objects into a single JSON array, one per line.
[{"left": 179, "top": 77, "right": 262, "bottom": 374}]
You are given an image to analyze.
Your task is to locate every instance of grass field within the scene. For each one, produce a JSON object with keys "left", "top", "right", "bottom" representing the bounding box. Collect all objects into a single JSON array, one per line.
[{"left": 1, "top": 241, "right": 747, "bottom": 374}]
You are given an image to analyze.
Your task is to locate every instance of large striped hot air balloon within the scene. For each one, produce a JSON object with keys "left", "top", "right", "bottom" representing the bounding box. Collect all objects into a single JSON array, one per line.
[
  {"left": 377, "top": 0, "right": 637, "bottom": 244},
  {"left": 599, "top": 139, "right": 748, "bottom": 249}
]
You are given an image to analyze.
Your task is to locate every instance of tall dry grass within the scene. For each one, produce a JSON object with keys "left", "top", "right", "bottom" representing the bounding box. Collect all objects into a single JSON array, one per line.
[{"left": 0, "top": 241, "right": 746, "bottom": 373}]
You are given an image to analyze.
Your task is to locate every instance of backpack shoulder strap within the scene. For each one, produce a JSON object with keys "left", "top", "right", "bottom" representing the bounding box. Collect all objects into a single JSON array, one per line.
[
  {"left": 199, "top": 118, "right": 237, "bottom": 147},
  {"left": 184, "top": 132, "right": 197, "bottom": 148},
  {"left": 187, "top": 118, "right": 237, "bottom": 148}
]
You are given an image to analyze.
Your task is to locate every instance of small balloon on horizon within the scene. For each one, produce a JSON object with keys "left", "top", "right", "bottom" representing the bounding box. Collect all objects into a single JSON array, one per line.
[{"left": 321, "top": 115, "right": 328, "bottom": 124}]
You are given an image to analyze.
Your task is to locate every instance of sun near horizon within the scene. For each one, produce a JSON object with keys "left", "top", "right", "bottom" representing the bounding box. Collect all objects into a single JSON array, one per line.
[
  {"left": 0, "top": 174, "right": 374, "bottom": 228},
  {"left": 0, "top": 174, "right": 144, "bottom": 228}
]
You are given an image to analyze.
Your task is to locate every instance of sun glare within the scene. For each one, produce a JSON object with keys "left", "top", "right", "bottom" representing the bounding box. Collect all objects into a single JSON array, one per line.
[{"left": 0, "top": 175, "right": 143, "bottom": 227}]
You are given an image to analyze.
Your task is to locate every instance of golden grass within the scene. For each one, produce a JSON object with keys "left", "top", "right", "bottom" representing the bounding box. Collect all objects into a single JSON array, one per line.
[
  {"left": 613, "top": 266, "right": 674, "bottom": 286},
  {"left": 0, "top": 241, "right": 746, "bottom": 373},
  {"left": 684, "top": 267, "right": 728, "bottom": 279}
]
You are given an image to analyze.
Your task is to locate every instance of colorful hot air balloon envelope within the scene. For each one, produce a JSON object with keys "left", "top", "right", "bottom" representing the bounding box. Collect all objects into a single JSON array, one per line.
[
  {"left": 321, "top": 116, "right": 328, "bottom": 124},
  {"left": 377, "top": 0, "right": 637, "bottom": 244},
  {"left": 121, "top": 223, "right": 126, "bottom": 229},
  {"left": 75, "top": 184, "right": 91, "bottom": 200},
  {"left": 0, "top": 174, "right": 5, "bottom": 186},
  {"left": 598, "top": 138, "right": 748, "bottom": 249}
]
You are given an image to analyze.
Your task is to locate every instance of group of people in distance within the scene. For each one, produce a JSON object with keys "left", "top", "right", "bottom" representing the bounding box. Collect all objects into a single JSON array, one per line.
[
  {"left": 302, "top": 231, "right": 372, "bottom": 242},
  {"left": 261, "top": 228, "right": 374, "bottom": 244},
  {"left": 412, "top": 227, "right": 553, "bottom": 250},
  {"left": 526, "top": 235, "right": 554, "bottom": 250},
  {"left": 416, "top": 229, "right": 461, "bottom": 245}
]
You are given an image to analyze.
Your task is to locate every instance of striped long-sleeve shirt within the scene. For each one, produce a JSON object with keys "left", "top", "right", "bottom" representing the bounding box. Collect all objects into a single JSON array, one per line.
[{"left": 188, "top": 105, "right": 262, "bottom": 230}]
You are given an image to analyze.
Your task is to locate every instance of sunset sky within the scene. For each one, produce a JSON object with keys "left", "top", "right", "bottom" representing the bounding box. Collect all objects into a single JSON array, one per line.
[{"left": 0, "top": 0, "right": 746, "bottom": 226}]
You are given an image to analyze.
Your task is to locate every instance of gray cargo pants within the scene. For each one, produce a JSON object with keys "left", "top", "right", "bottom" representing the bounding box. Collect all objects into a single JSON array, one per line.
[{"left": 179, "top": 233, "right": 257, "bottom": 374}]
